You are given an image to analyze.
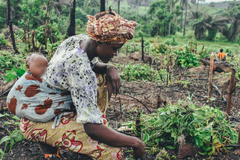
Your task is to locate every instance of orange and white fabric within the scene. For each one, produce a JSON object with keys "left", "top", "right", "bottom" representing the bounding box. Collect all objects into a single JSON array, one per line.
[
  {"left": 19, "top": 74, "right": 123, "bottom": 160},
  {"left": 86, "top": 10, "right": 137, "bottom": 44}
]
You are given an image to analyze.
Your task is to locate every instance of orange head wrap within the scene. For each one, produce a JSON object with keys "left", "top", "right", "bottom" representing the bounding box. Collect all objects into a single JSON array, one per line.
[{"left": 86, "top": 7, "right": 137, "bottom": 44}]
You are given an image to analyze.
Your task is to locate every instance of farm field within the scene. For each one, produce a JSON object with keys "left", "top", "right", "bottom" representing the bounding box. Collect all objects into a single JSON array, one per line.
[
  {"left": 1, "top": 47, "right": 240, "bottom": 159},
  {"left": 1, "top": 0, "right": 240, "bottom": 159}
]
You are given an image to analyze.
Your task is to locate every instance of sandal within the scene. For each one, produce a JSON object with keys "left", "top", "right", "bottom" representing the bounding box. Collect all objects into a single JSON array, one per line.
[
  {"left": 44, "top": 149, "right": 60, "bottom": 159},
  {"left": 44, "top": 149, "right": 67, "bottom": 160}
]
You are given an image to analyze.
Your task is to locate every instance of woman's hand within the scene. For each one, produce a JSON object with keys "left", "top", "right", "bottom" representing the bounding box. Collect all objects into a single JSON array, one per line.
[
  {"left": 84, "top": 123, "right": 146, "bottom": 157},
  {"left": 106, "top": 68, "right": 121, "bottom": 95},
  {"left": 132, "top": 138, "right": 146, "bottom": 158}
]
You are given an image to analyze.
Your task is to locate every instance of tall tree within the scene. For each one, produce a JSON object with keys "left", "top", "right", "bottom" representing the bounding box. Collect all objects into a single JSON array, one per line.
[
  {"left": 192, "top": 15, "right": 228, "bottom": 40},
  {"left": 168, "top": 0, "right": 173, "bottom": 35},
  {"left": 182, "top": 0, "right": 188, "bottom": 36},
  {"left": 67, "top": 0, "right": 76, "bottom": 37},
  {"left": 101, "top": 0, "right": 105, "bottom": 12},
  {"left": 7, "top": 0, "right": 18, "bottom": 53},
  {"left": 148, "top": 0, "right": 175, "bottom": 37},
  {"left": 117, "top": 0, "right": 120, "bottom": 14},
  {"left": 221, "top": 6, "right": 240, "bottom": 41}
]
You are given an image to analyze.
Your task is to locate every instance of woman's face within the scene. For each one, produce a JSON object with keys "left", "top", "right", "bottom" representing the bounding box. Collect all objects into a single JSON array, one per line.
[{"left": 96, "top": 43, "right": 123, "bottom": 63}]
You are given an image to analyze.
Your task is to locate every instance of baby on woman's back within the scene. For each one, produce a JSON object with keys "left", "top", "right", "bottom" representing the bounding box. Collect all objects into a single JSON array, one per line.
[{"left": 26, "top": 52, "right": 48, "bottom": 77}]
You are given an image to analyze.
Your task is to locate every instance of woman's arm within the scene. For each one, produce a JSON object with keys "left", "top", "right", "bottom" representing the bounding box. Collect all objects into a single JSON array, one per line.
[
  {"left": 93, "top": 62, "right": 121, "bottom": 95},
  {"left": 84, "top": 123, "right": 145, "bottom": 158},
  {"left": 92, "top": 62, "right": 108, "bottom": 74}
]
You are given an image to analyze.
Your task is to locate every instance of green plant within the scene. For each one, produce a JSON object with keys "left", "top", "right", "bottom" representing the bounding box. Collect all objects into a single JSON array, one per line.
[
  {"left": 0, "top": 114, "right": 25, "bottom": 160},
  {"left": 128, "top": 100, "right": 237, "bottom": 156},
  {"left": 0, "top": 34, "right": 8, "bottom": 46},
  {"left": 120, "top": 64, "right": 161, "bottom": 82},
  {"left": 178, "top": 80, "right": 190, "bottom": 88},
  {"left": 171, "top": 37, "right": 178, "bottom": 46},
  {"left": 0, "top": 51, "right": 26, "bottom": 71},
  {"left": 151, "top": 43, "right": 168, "bottom": 55},
  {"left": 3, "top": 64, "right": 26, "bottom": 82},
  {"left": 175, "top": 45, "right": 200, "bottom": 68}
]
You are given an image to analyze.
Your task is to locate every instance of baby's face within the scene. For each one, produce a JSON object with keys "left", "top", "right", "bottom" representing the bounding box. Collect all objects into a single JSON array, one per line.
[{"left": 27, "top": 55, "right": 48, "bottom": 77}]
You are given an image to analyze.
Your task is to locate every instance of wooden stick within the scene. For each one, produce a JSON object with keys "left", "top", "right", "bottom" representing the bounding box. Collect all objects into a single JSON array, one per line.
[
  {"left": 35, "top": 31, "right": 37, "bottom": 47},
  {"left": 44, "top": 18, "right": 48, "bottom": 49},
  {"left": 170, "top": 55, "right": 179, "bottom": 72},
  {"left": 238, "top": 125, "right": 240, "bottom": 145},
  {"left": 178, "top": 70, "right": 182, "bottom": 80},
  {"left": 27, "top": 19, "right": 30, "bottom": 49},
  {"left": 32, "top": 31, "right": 35, "bottom": 52},
  {"left": 119, "top": 97, "right": 122, "bottom": 117},
  {"left": 122, "top": 94, "right": 151, "bottom": 113},
  {"left": 213, "top": 85, "right": 227, "bottom": 103},
  {"left": 142, "top": 38, "right": 144, "bottom": 62},
  {"left": 208, "top": 52, "right": 214, "bottom": 99},
  {"left": 226, "top": 69, "right": 236, "bottom": 116},
  {"left": 23, "top": 25, "right": 27, "bottom": 44},
  {"left": 135, "top": 112, "right": 141, "bottom": 137}
]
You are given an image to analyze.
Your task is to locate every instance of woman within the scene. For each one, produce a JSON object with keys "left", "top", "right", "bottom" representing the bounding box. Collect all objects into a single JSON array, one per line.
[{"left": 7, "top": 8, "right": 145, "bottom": 160}]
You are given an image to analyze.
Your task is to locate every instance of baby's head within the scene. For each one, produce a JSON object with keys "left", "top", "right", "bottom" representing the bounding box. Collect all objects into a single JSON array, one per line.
[{"left": 26, "top": 52, "right": 48, "bottom": 77}]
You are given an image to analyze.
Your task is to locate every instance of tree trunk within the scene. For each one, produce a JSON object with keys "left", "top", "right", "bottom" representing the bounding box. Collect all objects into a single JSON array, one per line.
[
  {"left": 117, "top": 0, "right": 120, "bottom": 14},
  {"left": 183, "top": 2, "right": 188, "bottom": 36},
  {"left": 180, "top": 8, "right": 183, "bottom": 32},
  {"left": 168, "top": 0, "right": 172, "bottom": 35},
  {"left": 67, "top": 0, "right": 76, "bottom": 37},
  {"left": 137, "top": 0, "right": 139, "bottom": 19},
  {"left": 100, "top": 0, "right": 105, "bottom": 12},
  {"left": 7, "top": 0, "right": 18, "bottom": 53},
  {"left": 196, "top": 0, "right": 199, "bottom": 18}
]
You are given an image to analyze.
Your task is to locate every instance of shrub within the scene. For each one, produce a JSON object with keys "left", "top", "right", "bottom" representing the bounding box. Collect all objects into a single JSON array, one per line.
[{"left": 120, "top": 64, "right": 160, "bottom": 82}]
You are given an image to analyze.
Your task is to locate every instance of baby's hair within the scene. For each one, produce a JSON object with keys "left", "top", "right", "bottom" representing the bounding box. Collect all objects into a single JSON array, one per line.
[
  {"left": 26, "top": 52, "right": 46, "bottom": 65},
  {"left": 220, "top": 49, "right": 223, "bottom": 52}
]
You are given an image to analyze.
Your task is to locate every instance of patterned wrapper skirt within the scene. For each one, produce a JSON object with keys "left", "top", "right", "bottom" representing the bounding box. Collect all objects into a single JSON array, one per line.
[{"left": 8, "top": 73, "right": 123, "bottom": 160}]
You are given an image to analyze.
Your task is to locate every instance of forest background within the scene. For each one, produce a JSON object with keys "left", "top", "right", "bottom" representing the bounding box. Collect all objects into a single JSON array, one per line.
[{"left": 0, "top": 0, "right": 240, "bottom": 54}]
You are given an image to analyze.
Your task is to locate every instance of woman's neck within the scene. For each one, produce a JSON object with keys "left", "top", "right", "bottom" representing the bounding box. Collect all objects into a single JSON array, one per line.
[{"left": 80, "top": 38, "right": 97, "bottom": 61}]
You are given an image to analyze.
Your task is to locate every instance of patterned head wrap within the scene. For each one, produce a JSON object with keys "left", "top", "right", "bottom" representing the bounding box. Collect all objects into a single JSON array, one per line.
[{"left": 86, "top": 7, "right": 137, "bottom": 44}]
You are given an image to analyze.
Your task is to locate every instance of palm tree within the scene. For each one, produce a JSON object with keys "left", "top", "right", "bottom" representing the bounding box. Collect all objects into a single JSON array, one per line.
[
  {"left": 221, "top": 8, "right": 240, "bottom": 41},
  {"left": 192, "top": 15, "right": 228, "bottom": 40}
]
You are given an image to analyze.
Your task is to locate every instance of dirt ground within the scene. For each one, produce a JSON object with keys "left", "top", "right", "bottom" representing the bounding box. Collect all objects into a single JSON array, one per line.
[{"left": 1, "top": 53, "right": 240, "bottom": 160}]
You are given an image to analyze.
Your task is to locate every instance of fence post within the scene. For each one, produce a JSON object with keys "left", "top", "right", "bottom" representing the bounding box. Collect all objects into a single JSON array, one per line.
[
  {"left": 208, "top": 52, "right": 214, "bottom": 99},
  {"left": 142, "top": 38, "right": 144, "bottom": 62},
  {"left": 226, "top": 69, "right": 236, "bottom": 116}
]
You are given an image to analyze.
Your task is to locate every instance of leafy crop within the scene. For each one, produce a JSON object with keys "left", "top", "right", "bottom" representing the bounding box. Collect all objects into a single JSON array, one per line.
[
  {"left": 130, "top": 100, "right": 237, "bottom": 156},
  {"left": 0, "top": 114, "right": 25, "bottom": 160},
  {"left": 151, "top": 43, "right": 168, "bottom": 55},
  {"left": 120, "top": 64, "right": 161, "bottom": 82},
  {"left": 3, "top": 65, "right": 26, "bottom": 82},
  {"left": 0, "top": 51, "right": 26, "bottom": 71},
  {"left": 175, "top": 46, "right": 200, "bottom": 68},
  {"left": 0, "top": 34, "right": 8, "bottom": 46}
]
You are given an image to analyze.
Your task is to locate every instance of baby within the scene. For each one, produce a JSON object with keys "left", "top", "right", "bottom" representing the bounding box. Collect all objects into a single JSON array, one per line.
[{"left": 26, "top": 52, "right": 48, "bottom": 77}]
